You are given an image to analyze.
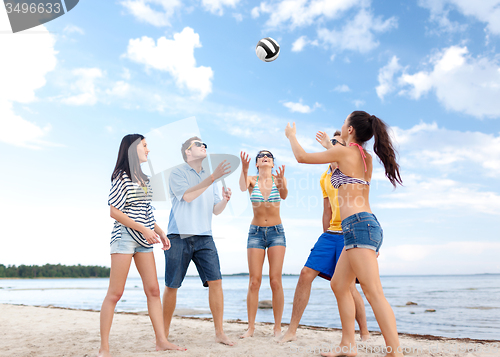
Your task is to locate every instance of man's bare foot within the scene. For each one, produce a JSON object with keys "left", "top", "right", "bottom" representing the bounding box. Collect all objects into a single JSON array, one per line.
[
  {"left": 97, "top": 349, "right": 112, "bottom": 357},
  {"left": 320, "top": 343, "right": 357, "bottom": 357},
  {"left": 361, "top": 333, "right": 370, "bottom": 342},
  {"left": 215, "top": 332, "right": 235, "bottom": 346},
  {"left": 277, "top": 329, "right": 297, "bottom": 343},
  {"left": 240, "top": 328, "right": 254, "bottom": 338},
  {"left": 156, "top": 340, "right": 186, "bottom": 351},
  {"left": 273, "top": 328, "right": 282, "bottom": 338}
]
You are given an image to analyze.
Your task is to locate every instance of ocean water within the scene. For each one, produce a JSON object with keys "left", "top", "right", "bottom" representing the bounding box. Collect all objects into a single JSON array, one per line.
[{"left": 0, "top": 274, "right": 499, "bottom": 340}]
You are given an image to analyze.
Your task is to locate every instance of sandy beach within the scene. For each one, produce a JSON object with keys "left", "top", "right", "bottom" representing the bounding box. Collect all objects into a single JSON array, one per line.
[{"left": 0, "top": 304, "right": 498, "bottom": 357}]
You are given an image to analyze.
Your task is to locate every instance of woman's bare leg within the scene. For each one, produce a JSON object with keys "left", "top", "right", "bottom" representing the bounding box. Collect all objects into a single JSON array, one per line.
[
  {"left": 346, "top": 248, "right": 403, "bottom": 357},
  {"left": 240, "top": 248, "right": 266, "bottom": 338},
  {"left": 133, "top": 252, "right": 185, "bottom": 351},
  {"left": 322, "top": 248, "right": 358, "bottom": 357},
  {"left": 268, "top": 245, "right": 286, "bottom": 337},
  {"left": 98, "top": 254, "right": 133, "bottom": 357}
]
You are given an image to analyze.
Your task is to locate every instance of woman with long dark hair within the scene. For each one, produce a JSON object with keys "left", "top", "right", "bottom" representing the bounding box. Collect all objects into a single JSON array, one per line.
[
  {"left": 98, "top": 134, "right": 184, "bottom": 356},
  {"left": 285, "top": 111, "right": 404, "bottom": 357},
  {"left": 239, "top": 150, "right": 288, "bottom": 338}
]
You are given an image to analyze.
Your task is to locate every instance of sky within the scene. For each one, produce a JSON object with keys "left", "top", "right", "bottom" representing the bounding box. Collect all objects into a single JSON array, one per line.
[{"left": 1, "top": 0, "right": 500, "bottom": 278}]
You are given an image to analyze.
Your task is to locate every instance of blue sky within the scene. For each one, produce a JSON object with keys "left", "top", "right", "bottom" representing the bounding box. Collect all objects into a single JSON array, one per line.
[{"left": 1, "top": 0, "right": 500, "bottom": 277}]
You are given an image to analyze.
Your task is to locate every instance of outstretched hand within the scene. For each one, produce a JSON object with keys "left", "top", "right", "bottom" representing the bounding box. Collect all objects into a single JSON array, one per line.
[
  {"left": 316, "top": 131, "right": 332, "bottom": 149},
  {"left": 240, "top": 151, "right": 251, "bottom": 172},
  {"left": 275, "top": 165, "right": 286, "bottom": 187},
  {"left": 213, "top": 160, "right": 231, "bottom": 180},
  {"left": 285, "top": 122, "right": 296, "bottom": 138}
]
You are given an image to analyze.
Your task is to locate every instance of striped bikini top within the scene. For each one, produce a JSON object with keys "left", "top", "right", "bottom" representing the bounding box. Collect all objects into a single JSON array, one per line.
[
  {"left": 330, "top": 143, "right": 370, "bottom": 189},
  {"left": 250, "top": 176, "right": 281, "bottom": 203}
]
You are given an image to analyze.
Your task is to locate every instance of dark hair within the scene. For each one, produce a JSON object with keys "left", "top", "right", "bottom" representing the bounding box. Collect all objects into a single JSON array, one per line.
[
  {"left": 255, "top": 150, "right": 274, "bottom": 173},
  {"left": 111, "top": 134, "right": 148, "bottom": 184},
  {"left": 333, "top": 130, "right": 341, "bottom": 137},
  {"left": 347, "top": 111, "right": 402, "bottom": 187},
  {"left": 181, "top": 136, "right": 201, "bottom": 162}
]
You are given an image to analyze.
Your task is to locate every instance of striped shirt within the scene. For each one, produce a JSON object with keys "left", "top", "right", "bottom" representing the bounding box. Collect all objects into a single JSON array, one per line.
[{"left": 108, "top": 171, "right": 155, "bottom": 248}]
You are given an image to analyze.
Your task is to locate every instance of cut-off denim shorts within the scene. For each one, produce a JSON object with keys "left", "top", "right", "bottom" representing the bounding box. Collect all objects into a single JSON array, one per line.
[
  {"left": 341, "top": 212, "right": 383, "bottom": 253},
  {"left": 110, "top": 226, "right": 153, "bottom": 255},
  {"left": 247, "top": 224, "right": 286, "bottom": 249}
]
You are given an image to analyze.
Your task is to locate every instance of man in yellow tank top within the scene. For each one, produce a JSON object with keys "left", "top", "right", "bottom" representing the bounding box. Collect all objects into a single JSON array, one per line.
[{"left": 279, "top": 132, "right": 370, "bottom": 343}]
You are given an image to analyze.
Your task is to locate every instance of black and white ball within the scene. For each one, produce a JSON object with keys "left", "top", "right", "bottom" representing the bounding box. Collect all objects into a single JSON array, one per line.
[{"left": 256, "top": 37, "right": 280, "bottom": 62}]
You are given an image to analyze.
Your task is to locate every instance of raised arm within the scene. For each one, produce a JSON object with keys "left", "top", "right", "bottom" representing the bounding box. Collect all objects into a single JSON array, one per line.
[
  {"left": 285, "top": 122, "right": 343, "bottom": 164},
  {"left": 182, "top": 161, "right": 231, "bottom": 202},
  {"left": 275, "top": 165, "right": 288, "bottom": 199},
  {"left": 239, "top": 151, "right": 252, "bottom": 192}
]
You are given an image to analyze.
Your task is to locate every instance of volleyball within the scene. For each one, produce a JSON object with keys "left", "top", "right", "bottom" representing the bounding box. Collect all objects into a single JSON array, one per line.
[{"left": 256, "top": 37, "right": 280, "bottom": 62}]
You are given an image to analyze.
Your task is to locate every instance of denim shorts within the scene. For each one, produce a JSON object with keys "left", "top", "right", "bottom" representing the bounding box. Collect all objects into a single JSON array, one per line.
[
  {"left": 341, "top": 212, "right": 383, "bottom": 253},
  {"left": 164, "top": 234, "right": 222, "bottom": 288},
  {"left": 304, "top": 231, "right": 344, "bottom": 280},
  {"left": 110, "top": 226, "right": 153, "bottom": 255},
  {"left": 247, "top": 224, "right": 286, "bottom": 249}
]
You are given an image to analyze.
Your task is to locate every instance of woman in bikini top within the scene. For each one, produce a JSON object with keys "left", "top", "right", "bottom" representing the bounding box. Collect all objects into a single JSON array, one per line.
[
  {"left": 238, "top": 149, "right": 288, "bottom": 339},
  {"left": 285, "top": 111, "right": 404, "bottom": 357}
]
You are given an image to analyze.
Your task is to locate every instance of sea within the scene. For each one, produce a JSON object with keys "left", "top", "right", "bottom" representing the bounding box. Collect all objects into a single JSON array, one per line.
[{"left": 1, "top": 274, "right": 499, "bottom": 341}]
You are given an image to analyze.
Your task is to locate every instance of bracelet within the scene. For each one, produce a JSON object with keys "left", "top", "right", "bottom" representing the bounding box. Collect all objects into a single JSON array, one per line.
[{"left": 211, "top": 174, "right": 215, "bottom": 183}]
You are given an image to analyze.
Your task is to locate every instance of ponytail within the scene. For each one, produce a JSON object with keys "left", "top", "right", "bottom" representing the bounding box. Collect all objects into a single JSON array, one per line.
[
  {"left": 371, "top": 116, "right": 402, "bottom": 187},
  {"left": 348, "top": 111, "right": 402, "bottom": 187}
]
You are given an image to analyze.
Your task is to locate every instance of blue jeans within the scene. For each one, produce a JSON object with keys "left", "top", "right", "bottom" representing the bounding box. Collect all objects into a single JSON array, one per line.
[
  {"left": 247, "top": 224, "right": 286, "bottom": 249},
  {"left": 342, "top": 212, "right": 383, "bottom": 252},
  {"left": 164, "top": 234, "right": 222, "bottom": 288}
]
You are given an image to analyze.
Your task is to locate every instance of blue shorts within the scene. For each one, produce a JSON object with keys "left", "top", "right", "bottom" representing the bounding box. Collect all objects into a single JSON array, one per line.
[
  {"left": 164, "top": 234, "right": 222, "bottom": 288},
  {"left": 304, "top": 232, "right": 344, "bottom": 280},
  {"left": 342, "top": 212, "right": 383, "bottom": 253},
  {"left": 247, "top": 224, "right": 286, "bottom": 249},
  {"left": 110, "top": 226, "right": 153, "bottom": 255}
]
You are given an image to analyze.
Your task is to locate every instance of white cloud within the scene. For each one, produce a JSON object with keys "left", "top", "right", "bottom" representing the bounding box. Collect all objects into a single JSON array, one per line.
[
  {"left": 377, "top": 47, "right": 500, "bottom": 118},
  {"left": 333, "top": 84, "right": 350, "bottom": 92},
  {"left": 391, "top": 121, "right": 500, "bottom": 177},
  {"left": 125, "top": 27, "right": 214, "bottom": 99},
  {"left": 233, "top": 13, "right": 243, "bottom": 22},
  {"left": 377, "top": 175, "right": 500, "bottom": 215},
  {"left": 0, "top": 101, "right": 52, "bottom": 149},
  {"left": 376, "top": 56, "right": 402, "bottom": 100},
  {"left": 106, "top": 81, "right": 131, "bottom": 97},
  {"left": 62, "top": 68, "right": 104, "bottom": 106},
  {"left": 201, "top": 0, "right": 240, "bottom": 15},
  {"left": 291, "top": 36, "right": 309, "bottom": 52},
  {"left": 0, "top": 11, "right": 57, "bottom": 148},
  {"left": 252, "top": 0, "right": 361, "bottom": 29},
  {"left": 379, "top": 241, "right": 500, "bottom": 275},
  {"left": 418, "top": 0, "right": 500, "bottom": 35},
  {"left": 120, "top": 0, "right": 181, "bottom": 27},
  {"left": 63, "top": 25, "right": 85, "bottom": 35},
  {"left": 317, "top": 8, "right": 397, "bottom": 53},
  {"left": 398, "top": 46, "right": 500, "bottom": 118},
  {"left": 283, "top": 100, "right": 321, "bottom": 113},
  {"left": 352, "top": 99, "right": 365, "bottom": 108}
]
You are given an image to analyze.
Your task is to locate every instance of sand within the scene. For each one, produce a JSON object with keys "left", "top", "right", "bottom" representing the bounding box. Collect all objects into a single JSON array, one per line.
[{"left": 0, "top": 304, "right": 498, "bottom": 357}]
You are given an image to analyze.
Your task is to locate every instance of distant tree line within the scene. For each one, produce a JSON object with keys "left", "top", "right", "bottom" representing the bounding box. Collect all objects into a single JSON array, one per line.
[{"left": 0, "top": 264, "right": 110, "bottom": 278}]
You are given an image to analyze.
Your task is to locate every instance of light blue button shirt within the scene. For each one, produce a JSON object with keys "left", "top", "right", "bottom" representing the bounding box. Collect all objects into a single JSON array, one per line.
[{"left": 167, "top": 163, "right": 221, "bottom": 237}]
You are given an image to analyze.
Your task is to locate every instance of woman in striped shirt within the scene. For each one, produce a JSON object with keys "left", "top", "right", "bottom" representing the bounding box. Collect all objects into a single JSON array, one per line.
[
  {"left": 239, "top": 150, "right": 288, "bottom": 338},
  {"left": 98, "top": 134, "right": 184, "bottom": 357}
]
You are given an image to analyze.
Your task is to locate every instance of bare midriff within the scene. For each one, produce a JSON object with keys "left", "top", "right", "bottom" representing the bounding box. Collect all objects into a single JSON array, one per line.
[
  {"left": 337, "top": 183, "right": 372, "bottom": 221},
  {"left": 251, "top": 201, "right": 281, "bottom": 227}
]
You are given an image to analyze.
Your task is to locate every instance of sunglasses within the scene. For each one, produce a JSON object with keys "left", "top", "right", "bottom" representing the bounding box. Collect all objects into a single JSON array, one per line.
[
  {"left": 256, "top": 152, "right": 274, "bottom": 159},
  {"left": 330, "top": 138, "right": 346, "bottom": 146},
  {"left": 187, "top": 141, "right": 208, "bottom": 150}
]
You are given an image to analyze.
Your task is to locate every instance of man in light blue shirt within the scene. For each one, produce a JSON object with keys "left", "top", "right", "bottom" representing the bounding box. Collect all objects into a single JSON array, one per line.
[{"left": 163, "top": 136, "right": 234, "bottom": 346}]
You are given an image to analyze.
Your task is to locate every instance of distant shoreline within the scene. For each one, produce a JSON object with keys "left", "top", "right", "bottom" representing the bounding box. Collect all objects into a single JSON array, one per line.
[{"left": 1, "top": 272, "right": 499, "bottom": 279}]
